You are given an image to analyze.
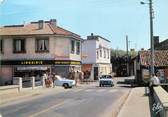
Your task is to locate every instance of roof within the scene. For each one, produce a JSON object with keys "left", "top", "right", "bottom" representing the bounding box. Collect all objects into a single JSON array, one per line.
[
  {"left": 0, "top": 21, "right": 81, "bottom": 40},
  {"left": 139, "top": 50, "right": 168, "bottom": 67},
  {"left": 155, "top": 39, "right": 168, "bottom": 50},
  {"left": 87, "top": 34, "right": 111, "bottom": 42}
]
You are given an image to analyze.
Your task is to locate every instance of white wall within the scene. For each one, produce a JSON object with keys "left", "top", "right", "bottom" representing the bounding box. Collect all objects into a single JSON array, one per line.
[
  {"left": 82, "top": 37, "right": 111, "bottom": 64},
  {"left": 1, "top": 36, "right": 81, "bottom": 61},
  {"left": 96, "top": 37, "right": 111, "bottom": 63},
  {"left": 82, "top": 40, "right": 96, "bottom": 64},
  {"left": 1, "top": 37, "right": 54, "bottom": 60}
]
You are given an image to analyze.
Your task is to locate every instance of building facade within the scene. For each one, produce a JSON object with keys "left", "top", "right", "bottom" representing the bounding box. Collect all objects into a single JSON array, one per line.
[
  {"left": 0, "top": 19, "right": 81, "bottom": 85},
  {"left": 81, "top": 33, "right": 112, "bottom": 80},
  {"left": 154, "top": 36, "right": 168, "bottom": 50},
  {"left": 133, "top": 50, "right": 168, "bottom": 85}
]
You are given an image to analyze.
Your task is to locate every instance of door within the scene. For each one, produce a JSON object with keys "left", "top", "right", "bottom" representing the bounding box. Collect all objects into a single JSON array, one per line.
[{"left": 94, "top": 67, "right": 98, "bottom": 80}]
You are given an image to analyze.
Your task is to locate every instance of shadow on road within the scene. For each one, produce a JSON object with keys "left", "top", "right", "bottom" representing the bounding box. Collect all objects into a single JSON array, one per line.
[
  {"left": 118, "top": 85, "right": 133, "bottom": 88},
  {"left": 117, "top": 79, "right": 138, "bottom": 88}
]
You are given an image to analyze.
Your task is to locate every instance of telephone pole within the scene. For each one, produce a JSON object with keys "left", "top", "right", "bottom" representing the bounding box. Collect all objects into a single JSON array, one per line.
[
  {"left": 126, "top": 35, "right": 128, "bottom": 56},
  {"left": 141, "top": 0, "right": 155, "bottom": 76},
  {"left": 126, "top": 35, "right": 129, "bottom": 76},
  {"left": 149, "top": 0, "right": 155, "bottom": 76}
]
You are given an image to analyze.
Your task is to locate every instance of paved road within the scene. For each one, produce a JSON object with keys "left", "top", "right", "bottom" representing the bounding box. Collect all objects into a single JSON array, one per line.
[{"left": 0, "top": 78, "right": 132, "bottom": 117}]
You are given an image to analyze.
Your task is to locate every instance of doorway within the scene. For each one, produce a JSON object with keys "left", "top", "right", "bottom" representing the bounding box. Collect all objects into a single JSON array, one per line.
[{"left": 94, "top": 67, "right": 98, "bottom": 80}]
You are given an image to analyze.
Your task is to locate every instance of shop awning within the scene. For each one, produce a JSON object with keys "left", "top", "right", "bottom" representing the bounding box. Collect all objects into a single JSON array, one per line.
[{"left": 17, "top": 67, "right": 48, "bottom": 71}]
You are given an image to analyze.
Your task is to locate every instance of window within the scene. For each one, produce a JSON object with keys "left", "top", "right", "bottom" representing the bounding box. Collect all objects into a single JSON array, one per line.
[
  {"left": 13, "top": 39, "right": 26, "bottom": 53},
  {"left": 71, "top": 40, "right": 75, "bottom": 54},
  {"left": 36, "top": 38, "right": 49, "bottom": 52},
  {"left": 107, "top": 49, "right": 110, "bottom": 59},
  {"left": 0, "top": 39, "right": 3, "bottom": 53},
  {"left": 100, "top": 49, "right": 102, "bottom": 57},
  {"left": 97, "top": 50, "right": 99, "bottom": 59},
  {"left": 76, "top": 41, "right": 80, "bottom": 55},
  {"left": 104, "top": 49, "right": 106, "bottom": 58}
]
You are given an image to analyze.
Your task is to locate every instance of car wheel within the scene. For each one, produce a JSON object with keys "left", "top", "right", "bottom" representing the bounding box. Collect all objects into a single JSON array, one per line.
[
  {"left": 99, "top": 84, "right": 101, "bottom": 87},
  {"left": 63, "top": 83, "right": 69, "bottom": 89}
]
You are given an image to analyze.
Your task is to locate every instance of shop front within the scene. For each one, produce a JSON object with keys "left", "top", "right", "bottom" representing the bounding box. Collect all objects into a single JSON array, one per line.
[{"left": 0, "top": 60, "right": 81, "bottom": 85}]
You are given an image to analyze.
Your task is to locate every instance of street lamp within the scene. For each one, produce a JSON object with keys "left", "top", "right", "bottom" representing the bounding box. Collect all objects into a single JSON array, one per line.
[{"left": 140, "top": 0, "right": 155, "bottom": 76}]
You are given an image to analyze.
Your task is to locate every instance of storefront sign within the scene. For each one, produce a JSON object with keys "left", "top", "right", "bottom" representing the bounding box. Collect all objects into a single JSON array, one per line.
[
  {"left": 1, "top": 60, "right": 81, "bottom": 65},
  {"left": 21, "top": 60, "right": 43, "bottom": 65}
]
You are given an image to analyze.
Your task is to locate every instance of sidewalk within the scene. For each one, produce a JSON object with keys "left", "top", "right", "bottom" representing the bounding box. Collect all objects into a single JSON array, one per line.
[{"left": 117, "top": 87, "right": 151, "bottom": 117}]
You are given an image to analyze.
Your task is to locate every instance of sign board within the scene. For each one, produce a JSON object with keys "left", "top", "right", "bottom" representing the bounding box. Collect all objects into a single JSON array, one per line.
[
  {"left": 1, "top": 60, "right": 81, "bottom": 65},
  {"left": 142, "top": 69, "right": 150, "bottom": 82}
]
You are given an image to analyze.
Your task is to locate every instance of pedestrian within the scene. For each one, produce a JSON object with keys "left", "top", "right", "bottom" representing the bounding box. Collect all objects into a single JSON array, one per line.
[
  {"left": 42, "top": 72, "right": 48, "bottom": 87},
  {"left": 48, "top": 73, "right": 53, "bottom": 88},
  {"left": 149, "top": 73, "right": 160, "bottom": 96},
  {"left": 52, "top": 73, "right": 56, "bottom": 88},
  {"left": 79, "top": 71, "right": 84, "bottom": 83}
]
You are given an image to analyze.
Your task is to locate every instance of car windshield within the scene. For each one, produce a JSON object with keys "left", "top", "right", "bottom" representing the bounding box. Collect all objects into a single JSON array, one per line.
[
  {"left": 106, "top": 75, "right": 112, "bottom": 79},
  {"left": 55, "top": 75, "right": 63, "bottom": 80},
  {"left": 100, "top": 75, "right": 112, "bottom": 79}
]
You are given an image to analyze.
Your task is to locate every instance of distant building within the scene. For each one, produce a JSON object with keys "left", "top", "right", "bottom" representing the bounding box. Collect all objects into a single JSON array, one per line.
[
  {"left": 154, "top": 36, "right": 168, "bottom": 50},
  {"left": 81, "top": 33, "right": 112, "bottom": 80},
  {"left": 0, "top": 19, "right": 81, "bottom": 85},
  {"left": 133, "top": 50, "right": 168, "bottom": 85}
]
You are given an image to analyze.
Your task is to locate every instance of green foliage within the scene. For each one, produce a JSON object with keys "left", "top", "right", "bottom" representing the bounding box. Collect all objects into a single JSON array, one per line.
[{"left": 110, "top": 48, "right": 138, "bottom": 57}]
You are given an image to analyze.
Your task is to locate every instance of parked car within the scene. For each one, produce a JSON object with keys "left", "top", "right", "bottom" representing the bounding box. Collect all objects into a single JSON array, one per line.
[
  {"left": 54, "top": 75, "right": 76, "bottom": 89},
  {"left": 99, "top": 75, "right": 114, "bottom": 87}
]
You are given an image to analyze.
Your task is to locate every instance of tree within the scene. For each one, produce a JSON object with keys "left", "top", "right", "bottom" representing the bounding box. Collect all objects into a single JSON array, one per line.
[{"left": 110, "top": 48, "right": 138, "bottom": 58}]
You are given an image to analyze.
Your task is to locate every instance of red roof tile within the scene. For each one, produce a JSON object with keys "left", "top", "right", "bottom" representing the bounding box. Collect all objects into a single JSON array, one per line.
[
  {"left": 140, "top": 50, "right": 168, "bottom": 67},
  {"left": 0, "top": 21, "right": 81, "bottom": 40}
]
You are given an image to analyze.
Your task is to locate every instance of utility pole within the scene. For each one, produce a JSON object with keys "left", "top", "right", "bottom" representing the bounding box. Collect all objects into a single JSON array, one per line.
[
  {"left": 149, "top": 0, "right": 155, "bottom": 76},
  {"left": 140, "top": 0, "right": 155, "bottom": 77},
  {"left": 126, "top": 35, "right": 128, "bottom": 56},
  {"left": 126, "top": 35, "right": 129, "bottom": 76}
]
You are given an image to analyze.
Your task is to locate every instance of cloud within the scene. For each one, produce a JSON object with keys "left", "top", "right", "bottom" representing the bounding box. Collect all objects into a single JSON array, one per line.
[{"left": 0, "top": 0, "right": 4, "bottom": 4}]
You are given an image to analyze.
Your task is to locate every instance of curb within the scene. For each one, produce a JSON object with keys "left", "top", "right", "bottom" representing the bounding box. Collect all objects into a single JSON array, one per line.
[{"left": 112, "top": 89, "right": 132, "bottom": 117}]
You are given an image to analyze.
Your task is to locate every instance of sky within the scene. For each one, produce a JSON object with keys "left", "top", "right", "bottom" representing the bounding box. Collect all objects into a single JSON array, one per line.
[{"left": 0, "top": 0, "right": 168, "bottom": 51}]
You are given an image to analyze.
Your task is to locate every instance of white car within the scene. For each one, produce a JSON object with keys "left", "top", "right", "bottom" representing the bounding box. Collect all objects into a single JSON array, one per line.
[
  {"left": 54, "top": 75, "right": 76, "bottom": 89},
  {"left": 99, "top": 75, "right": 114, "bottom": 87}
]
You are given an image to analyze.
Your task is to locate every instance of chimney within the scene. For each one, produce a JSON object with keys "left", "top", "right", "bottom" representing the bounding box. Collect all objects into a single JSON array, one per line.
[
  {"left": 141, "top": 48, "right": 144, "bottom": 51},
  {"left": 154, "top": 36, "right": 159, "bottom": 47},
  {"left": 38, "top": 20, "right": 44, "bottom": 29},
  {"left": 50, "top": 19, "right": 57, "bottom": 27},
  {"left": 91, "top": 33, "right": 94, "bottom": 36}
]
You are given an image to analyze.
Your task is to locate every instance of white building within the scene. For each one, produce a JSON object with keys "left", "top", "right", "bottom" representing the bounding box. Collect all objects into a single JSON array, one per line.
[
  {"left": 82, "top": 33, "right": 112, "bottom": 80},
  {"left": 0, "top": 19, "right": 81, "bottom": 85}
]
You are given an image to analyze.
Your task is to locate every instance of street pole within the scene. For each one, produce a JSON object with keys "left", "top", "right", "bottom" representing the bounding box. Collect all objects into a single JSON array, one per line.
[
  {"left": 126, "top": 35, "right": 128, "bottom": 56},
  {"left": 149, "top": 0, "right": 155, "bottom": 76},
  {"left": 126, "top": 35, "right": 129, "bottom": 76}
]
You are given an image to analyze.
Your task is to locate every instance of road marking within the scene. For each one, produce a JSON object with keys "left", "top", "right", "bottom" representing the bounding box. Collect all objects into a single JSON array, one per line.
[
  {"left": 73, "top": 89, "right": 83, "bottom": 92},
  {"left": 109, "top": 89, "right": 117, "bottom": 93},
  {"left": 28, "top": 100, "right": 65, "bottom": 117},
  {"left": 85, "top": 89, "right": 93, "bottom": 92},
  {"left": 96, "top": 89, "right": 105, "bottom": 92}
]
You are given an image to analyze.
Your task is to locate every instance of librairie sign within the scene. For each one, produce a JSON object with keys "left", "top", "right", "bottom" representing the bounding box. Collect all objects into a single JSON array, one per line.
[{"left": 1, "top": 60, "right": 81, "bottom": 65}]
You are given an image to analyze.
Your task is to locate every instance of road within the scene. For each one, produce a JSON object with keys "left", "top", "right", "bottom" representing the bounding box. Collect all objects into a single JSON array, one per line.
[{"left": 0, "top": 77, "right": 132, "bottom": 117}]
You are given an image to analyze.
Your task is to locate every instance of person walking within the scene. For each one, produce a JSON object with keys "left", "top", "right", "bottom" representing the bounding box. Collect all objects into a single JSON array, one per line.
[
  {"left": 42, "top": 72, "right": 48, "bottom": 87},
  {"left": 149, "top": 73, "right": 160, "bottom": 96},
  {"left": 52, "top": 73, "right": 56, "bottom": 88}
]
